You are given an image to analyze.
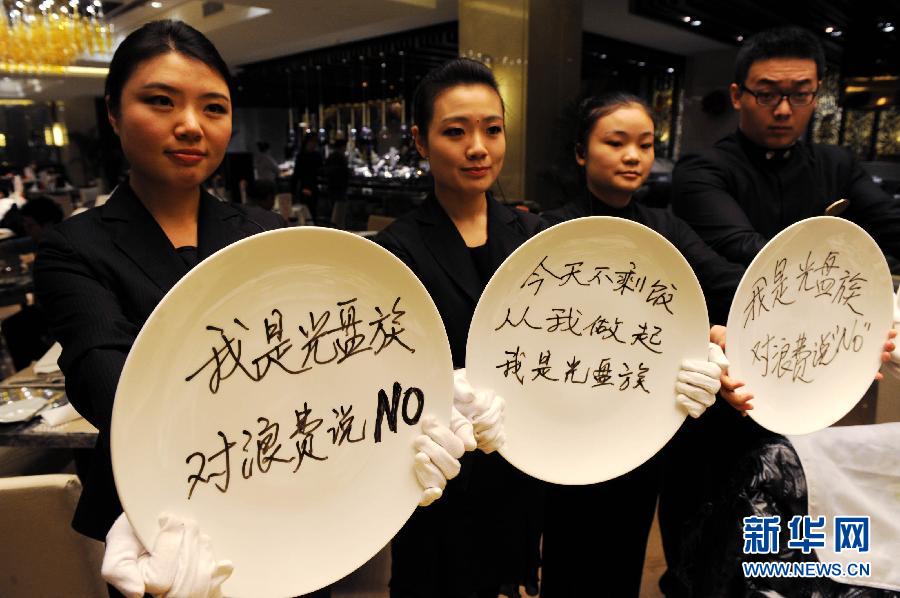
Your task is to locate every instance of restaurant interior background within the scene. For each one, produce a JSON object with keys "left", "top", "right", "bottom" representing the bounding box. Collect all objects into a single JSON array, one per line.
[
  {"left": 1, "top": 0, "right": 897, "bottom": 226},
  {"left": 0, "top": 1, "right": 897, "bottom": 597}
]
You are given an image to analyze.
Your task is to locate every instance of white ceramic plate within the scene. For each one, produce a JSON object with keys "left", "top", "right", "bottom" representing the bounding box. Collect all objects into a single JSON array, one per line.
[
  {"left": 112, "top": 228, "right": 453, "bottom": 598},
  {"left": 0, "top": 396, "right": 48, "bottom": 423},
  {"left": 466, "top": 217, "right": 710, "bottom": 485},
  {"left": 725, "top": 216, "right": 893, "bottom": 435}
]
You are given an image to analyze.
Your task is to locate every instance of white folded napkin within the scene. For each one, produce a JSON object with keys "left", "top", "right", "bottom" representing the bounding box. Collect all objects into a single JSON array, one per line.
[
  {"left": 34, "top": 342, "right": 62, "bottom": 374},
  {"left": 789, "top": 423, "right": 900, "bottom": 591},
  {"left": 40, "top": 403, "right": 81, "bottom": 427}
]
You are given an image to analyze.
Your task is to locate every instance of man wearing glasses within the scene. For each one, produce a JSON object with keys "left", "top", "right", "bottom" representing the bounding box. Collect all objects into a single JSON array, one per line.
[
  {"left": 672, "top": 26, "right": 900, "bottom": 269},
  {"left": 663, "top": 26, "right": 900, "bottom": 597}
]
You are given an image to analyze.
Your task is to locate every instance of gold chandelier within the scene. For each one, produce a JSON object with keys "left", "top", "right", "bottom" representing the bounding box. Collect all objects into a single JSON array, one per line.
[{"left": 0, "top": 0, "right": 113, "bottom": 73}]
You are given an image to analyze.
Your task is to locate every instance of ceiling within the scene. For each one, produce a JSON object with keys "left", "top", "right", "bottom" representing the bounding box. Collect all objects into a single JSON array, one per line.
[
  {"left": 4, "top": 0, "right": 896, "bottom": 102},
  {"left": 2, "top": 0, "right": 724, "bottom": 101},
  {"left": 109, "top": 0, "right": 458, "bottom": 66},
  {"left": 583, "top": 0, "right": 727, "bottom": 55}
]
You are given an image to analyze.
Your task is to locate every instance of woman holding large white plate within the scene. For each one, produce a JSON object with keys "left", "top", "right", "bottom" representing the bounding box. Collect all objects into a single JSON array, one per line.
[
  {"left": 535, "top": 93, "right": 744, "bottom": 597},
  {"left": 374, "top": 58, "right": 542, "bottom": 598},
  {"left": 538, "top": 93, "right": 899, "bottom": 597},
  {"left": 35, "top": 21, "right": 466, "bottom": 598}
]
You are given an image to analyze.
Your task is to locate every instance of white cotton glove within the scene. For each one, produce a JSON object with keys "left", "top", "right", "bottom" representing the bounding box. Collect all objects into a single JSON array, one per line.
[
  {"left": 101, "top": 512, "right": 233, "bottom": 598},
  {"left": 414, "top": 414, "right": 465, "bottom": 507},
  {"left": 675, "top": 343, "right": 729, "bottom": 419},
  {"left": 452, "top": 368, "right": 506, "bottom": 454},
  {"left": 886, "top": 286, "right": 900, "bottom": 378},
  {"left": 451, "top": 405, "right": 476, "bottom": 452}
]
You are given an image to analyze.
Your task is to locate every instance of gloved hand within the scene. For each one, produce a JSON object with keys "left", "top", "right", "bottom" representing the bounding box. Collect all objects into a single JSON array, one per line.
[
  {"left": 675, "top": 342, "right": 729, "bottom": 418},
  {"left": 452, "top": 368, "right": 506, "bottom": 454},
  {"left": 414, "top": 414, "right": 466, "bottom": 507},
  {"left": 883, "top": 286, "right": 900, "bottom": 378},
  {"left": 451, "top": 405, "right": 476, "bottom": 452},
  {"left": 101, "top": 512, "right": 233, "bottom": 598}
]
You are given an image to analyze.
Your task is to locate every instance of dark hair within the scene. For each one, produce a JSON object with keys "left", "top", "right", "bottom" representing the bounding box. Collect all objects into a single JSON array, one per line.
[
  {"left": 412, "top": 57, "right": 504, "bottom": 141},
  {"left": 734, "top": 26, "right": 825, "bottom": 86},
  {"left": 21, "top": 196, "right": 64, "bottom": 225},
  {"left": 575, "top": 93, "right": 652, "bottom": 158},
  {"left": 105, "top": 20, "right": 233, "bottom": 116}
]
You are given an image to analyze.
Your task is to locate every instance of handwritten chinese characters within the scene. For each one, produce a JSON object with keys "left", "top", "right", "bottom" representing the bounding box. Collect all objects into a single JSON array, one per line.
[
  {"left": 185, "top": 381, "right": 425, "bottom": 500},
  {"left": 522, "top": 256, "right": 678, "bottom": 315},
  {"left": 186, "top": 298, "right": 415, "bottom": 395},
  {"left": 497, "top": 347, "right": 650, "bottom": 393},
  {"left": 739, "top": 249, "right": 875, "bottom": 385},
  {"left": 489, "top": 255, "right": 679, "bottom": 397},
  {"left": 749, "top": 320, "right": 869, "bottom": 383},
  {"left": 742, "top": 252, "right": 867, "bottom": 328}
]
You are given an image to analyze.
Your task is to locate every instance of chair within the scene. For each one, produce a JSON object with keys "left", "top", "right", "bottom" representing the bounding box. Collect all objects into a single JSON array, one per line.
[
  {"left": 294, "top": 203, "right": 313, "bottom": 226},
  {"left": 331, "top": 200, "right": 349, "bottom": 229},
  {"left": 0, "top": 474, "right": 108, "bottom": 597},
  {"left": 78, "top": 187, "right": 99, "bottom": 208},
  {"left": 366, "top": 214, "right": 395, "bottom": 232},
  {"left": 275, "top": 192, "right": 293, "bottom": 222}
]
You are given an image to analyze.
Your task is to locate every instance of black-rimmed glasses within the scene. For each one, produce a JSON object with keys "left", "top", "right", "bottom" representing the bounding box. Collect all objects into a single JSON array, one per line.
[{"left": 739, "top": 85, "right": 818, "bottom": 107}]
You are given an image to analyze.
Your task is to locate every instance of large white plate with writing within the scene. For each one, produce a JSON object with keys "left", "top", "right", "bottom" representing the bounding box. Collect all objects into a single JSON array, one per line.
[
  {"left": 112, "top": 227, "right": 453, "bottom": 598},
  {"left": 725, "top": 216, "right": 892, "bottom": 435},
  {"left": 466, "top": 217, "right": 710, "bottom": 485}
]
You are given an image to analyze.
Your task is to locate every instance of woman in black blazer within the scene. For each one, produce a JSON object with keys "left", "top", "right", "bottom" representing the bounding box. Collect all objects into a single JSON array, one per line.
[
  {"left": 376, "top": 58, "right": 545, "bottom": 598},
  {"left": 37, "top": 22, "right": 466, "bottom": 598},
  {"left": 33, "top": 21, "right": 286, "bottom": 598},
  {"left": 537, "top": 93, "right": 742, "bottom": 598},
  {"left": 35, "top": 19, "right": 285, "bottom": 545}
]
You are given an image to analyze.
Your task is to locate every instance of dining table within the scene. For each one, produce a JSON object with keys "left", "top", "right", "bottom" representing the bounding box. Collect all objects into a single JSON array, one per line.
[{"left": 0, "top": 365, "right": 97, "bottom": 449}]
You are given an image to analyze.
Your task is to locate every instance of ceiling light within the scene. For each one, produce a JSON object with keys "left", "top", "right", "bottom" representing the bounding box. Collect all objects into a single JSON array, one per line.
[
  {"left": 825, "top": 26, "right": 834, "bottom": 33},
  {"left": 736, "top": 35, "right": 744, "bottom": 42},
  {"left": 2, "top": 1, "right": 112, "bottom": 72},
  {"left": 690, "top": 20, "right": 701, "bottom": 26},
  {"left": 151, "top": 1, "right": 162, "bottom": 7},
  {"left": 682, "top": 16, "right": 691, "bottom": 23}
]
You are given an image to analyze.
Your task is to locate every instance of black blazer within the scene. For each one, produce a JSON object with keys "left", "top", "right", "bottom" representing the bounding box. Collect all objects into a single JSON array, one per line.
[
  {"left": 375, "top": 194, "right": 547, "bottom": 367},
  {"left": 34, "top": 183, "right": 285, "bottom": 540},
  {"left": 543, "top": 192, "right": 745, "bottom": 325},
  {"left": 374, "top": 194, "right": 546, "bottom": 595},
  {"left": 672, "top": 129, "right": 900, "bottom": 267}
]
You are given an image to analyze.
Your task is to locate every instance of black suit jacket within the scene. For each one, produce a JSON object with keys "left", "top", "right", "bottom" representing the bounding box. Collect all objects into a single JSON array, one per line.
[
  {"left": 543, "top": 192, "right": 745, "bottom": 325},
  {"left": 374, "top": 195, "right": 546, "bottom": 596},
  {"left": 672, "top": 129, "right": 900, "bottom": 267},
  {"left": 34, "top": 183, "right": 285, "bottom": 540},
  {"left": 375, "top": 194, "right": 547, "bottom": 367}
]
